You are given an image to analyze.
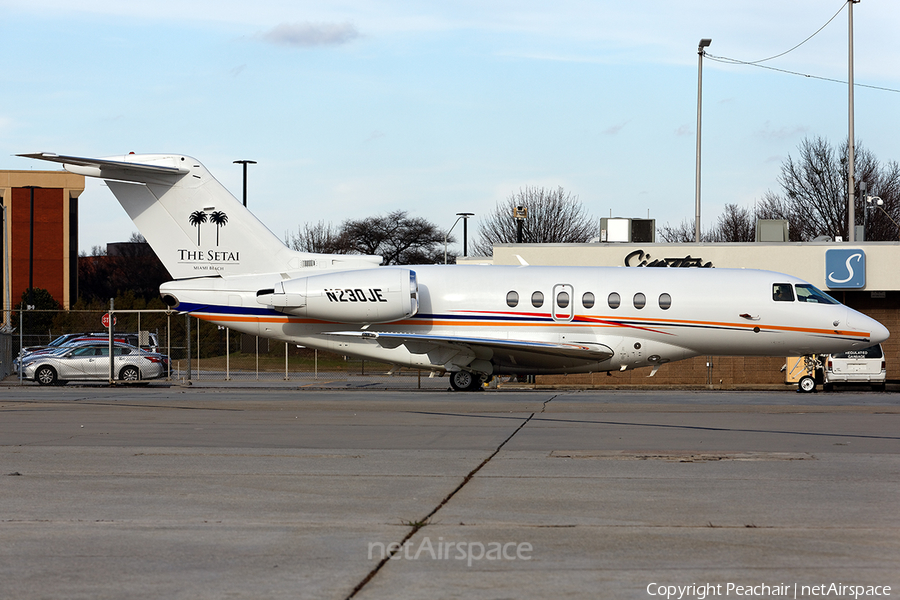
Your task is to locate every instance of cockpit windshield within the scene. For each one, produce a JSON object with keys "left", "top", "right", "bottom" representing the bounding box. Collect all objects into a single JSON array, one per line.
[{"left": 795, "top": 284, "right": 838, "bottom": 305}]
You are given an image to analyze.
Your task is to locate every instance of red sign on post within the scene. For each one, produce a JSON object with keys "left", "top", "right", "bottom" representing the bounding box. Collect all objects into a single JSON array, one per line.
[{"left": 101, "top": 313, "right": 117, "bottom": 328}]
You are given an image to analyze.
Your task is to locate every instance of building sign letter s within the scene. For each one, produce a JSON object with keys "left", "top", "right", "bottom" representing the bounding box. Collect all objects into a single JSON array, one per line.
[{"left": 825, "top": 249, "right": 865, "bottom": 289}]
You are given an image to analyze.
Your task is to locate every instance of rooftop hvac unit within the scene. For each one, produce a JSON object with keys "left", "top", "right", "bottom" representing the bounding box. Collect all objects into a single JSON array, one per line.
[
  {"left": 755, "top": 219, "right": 789, "bottom": 242},
  {"left": 600, "top": 218, "right": 656, "bottom": 243}
]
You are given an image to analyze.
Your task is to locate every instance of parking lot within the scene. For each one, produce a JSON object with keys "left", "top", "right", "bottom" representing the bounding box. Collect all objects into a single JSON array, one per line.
[{"left": 1, "top": 385, "right": 898, "bottom": 599}]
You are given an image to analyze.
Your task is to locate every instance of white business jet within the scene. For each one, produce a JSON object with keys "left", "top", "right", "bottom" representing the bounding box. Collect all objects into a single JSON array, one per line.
[{"left": 20, "top": 153, "right": 889, "bottom": 392}]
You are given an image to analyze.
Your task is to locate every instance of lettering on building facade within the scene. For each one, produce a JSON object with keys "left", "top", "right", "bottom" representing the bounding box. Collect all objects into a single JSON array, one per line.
[{"left": 624, "top": 250, "right": 713, "bottom": 268}]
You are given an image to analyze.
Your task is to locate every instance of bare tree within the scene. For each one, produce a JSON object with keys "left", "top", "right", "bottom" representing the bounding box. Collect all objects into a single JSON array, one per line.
[
  {"left": 341, "top": 210, "right": 450, "bottom": 265},
  {"left": 288, "top": 212, "right": 451, "bottom": 265},
  {"left": 659, "top": 219, "right": 699, "bottom": 243},
  {"left": 765, "top": 137, "right": 900, "bottom": 241},
  {"left": 709, "top": 204, "right": 755, "bottom": 242},
  {"left": 474, "top": 186, "right": 596, "bottom": 255},
  {"left": 286, "top": 220, "right": 348, "bottom": 254},
  {"left": 660, "top": 137, "right": 900, "bottom": 243},
  {"left": 659, "top": 206, "right": 754, "bottom": 243}
]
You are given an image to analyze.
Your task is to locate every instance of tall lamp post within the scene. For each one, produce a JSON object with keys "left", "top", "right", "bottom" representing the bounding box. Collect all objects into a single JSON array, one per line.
[
  {"left": 865, "top": 195, "right": 900, "bottom": 241},
  {"left": 233, "top": 160, "right": 257, "bottom": 207},
  {"left": 513, "top": 206, "right": 528, "bottom": 243},
  {"left": 847, "top": 0, "right": 859, "bottom": 241},
  {"left": 444, "top": 212, "right": 474, "bottom": 264},
  {"left": 695, "top": 38, "right": 712, "bottom": 243}
]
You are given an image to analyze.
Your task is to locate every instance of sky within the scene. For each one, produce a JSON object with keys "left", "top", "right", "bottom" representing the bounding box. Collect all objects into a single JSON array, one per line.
[{"left": 2, "top": 0, "right": 899, "bottom": 255}]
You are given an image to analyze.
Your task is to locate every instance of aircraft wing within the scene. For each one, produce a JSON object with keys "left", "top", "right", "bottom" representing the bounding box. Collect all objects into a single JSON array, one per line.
[{"left": 325, "top": 331, "right": 614, "bottom": 373}]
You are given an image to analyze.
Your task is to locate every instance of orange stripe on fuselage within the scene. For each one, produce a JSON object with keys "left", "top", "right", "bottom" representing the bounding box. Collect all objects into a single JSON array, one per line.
[{"left": 190, "top": 310, "right": 871, "bottom": 340}]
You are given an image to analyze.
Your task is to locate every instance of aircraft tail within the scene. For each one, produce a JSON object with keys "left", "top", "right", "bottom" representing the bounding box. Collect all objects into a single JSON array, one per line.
[{"left": 18, "top": 153, "right": 381, "bottom": 279}]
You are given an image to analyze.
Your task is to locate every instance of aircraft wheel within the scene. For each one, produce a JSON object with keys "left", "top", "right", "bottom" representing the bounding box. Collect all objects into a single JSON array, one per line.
[
  {"left": 35, "top": 365, "right": 57, "bottom": 386},
  {"left": 798, "top": 375, "right": 816, "bottom": 393},
  {"left": 449, "top": 370, "right": 481, "bottom": 392}
]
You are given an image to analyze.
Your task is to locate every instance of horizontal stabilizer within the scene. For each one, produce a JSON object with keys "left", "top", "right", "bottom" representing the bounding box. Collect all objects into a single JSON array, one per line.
[{"left": 17, "top": 153, "right": 190, "bottom": 181}]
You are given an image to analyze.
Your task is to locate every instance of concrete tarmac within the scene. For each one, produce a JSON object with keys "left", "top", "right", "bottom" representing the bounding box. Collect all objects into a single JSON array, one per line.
[{"left": 1, "top": 385, "right": 898, "bottom": 599}]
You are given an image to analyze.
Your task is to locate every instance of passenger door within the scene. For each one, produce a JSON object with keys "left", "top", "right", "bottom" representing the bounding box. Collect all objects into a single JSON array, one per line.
[
  {"left": 552, "top": 284, "right": 575, "bottom": 322},
  {"left": 59, "top": 347, "right": 102, "bottom": 379}
]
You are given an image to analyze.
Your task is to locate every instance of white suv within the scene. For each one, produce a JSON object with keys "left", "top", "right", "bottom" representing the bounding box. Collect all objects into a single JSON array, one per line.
[{"left": 824, "top": 344, "right": 886, "bottom": 392}]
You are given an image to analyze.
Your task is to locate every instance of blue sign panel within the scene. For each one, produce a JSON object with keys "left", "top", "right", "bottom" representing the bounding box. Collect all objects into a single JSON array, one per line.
[{"left": 825, "top": 249, "right": 866, "bottom": 289}]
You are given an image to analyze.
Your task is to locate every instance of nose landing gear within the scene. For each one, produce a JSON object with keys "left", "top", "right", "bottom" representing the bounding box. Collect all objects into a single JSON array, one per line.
[{"left": 797, "top": 355, "right": 823, "bottom": 393}]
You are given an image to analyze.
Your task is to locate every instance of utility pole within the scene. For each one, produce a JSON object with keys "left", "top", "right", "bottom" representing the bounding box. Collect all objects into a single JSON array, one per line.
[{"left": 695, "top": 38, "right": 712, "bottom": 243}]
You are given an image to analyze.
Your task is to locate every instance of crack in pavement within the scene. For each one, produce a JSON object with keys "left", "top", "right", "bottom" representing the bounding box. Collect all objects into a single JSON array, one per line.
[{"left": 345, "top": 394, "right": 559, "bottom": 599}]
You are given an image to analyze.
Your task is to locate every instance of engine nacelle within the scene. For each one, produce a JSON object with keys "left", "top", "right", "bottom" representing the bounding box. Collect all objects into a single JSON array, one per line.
[{"left": 256, "top": 268, "right": 418, "bottom": 324}]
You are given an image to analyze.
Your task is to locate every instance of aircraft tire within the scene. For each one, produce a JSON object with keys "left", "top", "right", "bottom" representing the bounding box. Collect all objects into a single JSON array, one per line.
[
  {"left": 450, "top": 370, "right": 481, "bottom": 392},
  {"left": 798, "top": 375, "right": 816, "bottom": 393}
]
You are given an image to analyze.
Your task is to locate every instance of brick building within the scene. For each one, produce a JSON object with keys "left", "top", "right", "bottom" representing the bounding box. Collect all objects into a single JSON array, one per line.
[{"left": 0, "top": 170, "right": 85, "bottom": 322}]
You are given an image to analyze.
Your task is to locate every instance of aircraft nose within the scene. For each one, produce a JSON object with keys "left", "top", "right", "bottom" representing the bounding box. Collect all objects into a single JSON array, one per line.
[{"left": 848, "top": 308, "right": 890, "bottom": 344}]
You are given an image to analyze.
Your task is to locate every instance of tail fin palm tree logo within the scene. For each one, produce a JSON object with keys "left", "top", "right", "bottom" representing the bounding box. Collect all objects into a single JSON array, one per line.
[
  {"left": 188, "top": 210, "right": 229, "bottom": 246},
  {"left": 210, "top": 211, "right": 228, "bottom": 246},
  {"left": 189, "top": 210, "right": 208, "bottom": 246}
]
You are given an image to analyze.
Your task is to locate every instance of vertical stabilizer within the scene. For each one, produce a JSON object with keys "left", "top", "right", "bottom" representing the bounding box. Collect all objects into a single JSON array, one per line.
[{"left": 18, "top": 153, "right": 381, "bottom": 279}]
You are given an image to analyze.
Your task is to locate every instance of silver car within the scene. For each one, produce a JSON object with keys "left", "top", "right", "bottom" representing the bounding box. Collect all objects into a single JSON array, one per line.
[{"left": 22, "top": 342, "right": 170, "bottom": 385}]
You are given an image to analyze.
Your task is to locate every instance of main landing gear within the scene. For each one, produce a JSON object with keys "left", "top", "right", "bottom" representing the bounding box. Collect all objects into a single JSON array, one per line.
[{"left": 449, "top": 370, "right": 487, "bottom": 392}]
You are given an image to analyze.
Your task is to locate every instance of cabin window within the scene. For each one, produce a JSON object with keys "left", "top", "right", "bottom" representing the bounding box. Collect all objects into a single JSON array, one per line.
[
  {"left": 608, "top": 292, "right": 621, "bottom": 309},
  {"left": 633, "top": 293, "right": 646, "bottom": 309},
  {"left": 582, "top": 292, "right": 595, "bottom": 309},
  {"left": 659, "top": 293, "right": 672, "bottom": 310},
  {"left": 532, "top": 291, "right": 544, "bottom": 308},
  {"left": 773, "top": 283, "right": 795, "bottom": 302},
  {"left": 506, "top": 291, "right": 519, "bottom": 308},
  {"left": 796, "top": 284, "right": 837, "bottom": 305},
  {"left": 556, "top": 291, "right": 570, "bottom": 309}
]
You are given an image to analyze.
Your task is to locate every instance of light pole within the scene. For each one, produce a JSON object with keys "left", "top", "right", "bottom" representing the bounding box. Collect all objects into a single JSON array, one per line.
[
  {"left": 444, "top": 212, "right": 474, "bottom": 264},
  {"left": 695, "top": 38, "right": 712, "bottom": 243},
  {"left": 513, "top": 206, "right": 528, "bottom": 244},
  {"left": 233, "top": 160, "right": 257, "bottom": 207},
  {"left": 866, "top": 195, "right": 900, "bottom": 241},
  {"left": 847, "top": 1, "right": 858, "bottom": 241}
]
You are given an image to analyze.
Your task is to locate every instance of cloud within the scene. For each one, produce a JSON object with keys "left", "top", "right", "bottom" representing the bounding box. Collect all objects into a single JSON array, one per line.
[
  {"left": 756, "top": 121, "right": 808, "bottom": 141},
  {"left": 603, "top": 122, "right": 627, "bottom": 136},
  {"left": 364, "top": 130, "right": 386, "bottom": 144},
  {"left": 261, "top": 21, "right": 361, "bottom": 48}
]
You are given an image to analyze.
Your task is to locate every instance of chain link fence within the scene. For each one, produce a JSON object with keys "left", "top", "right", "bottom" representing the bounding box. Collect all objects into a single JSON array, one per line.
[{"left": 1, "top": 309, "right": 449, "bottom": 388}]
